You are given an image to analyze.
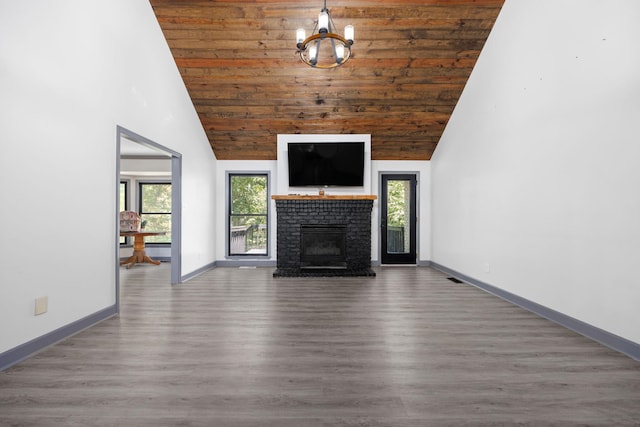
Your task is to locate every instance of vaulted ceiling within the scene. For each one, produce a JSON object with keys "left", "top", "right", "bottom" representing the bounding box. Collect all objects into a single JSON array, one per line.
[{"left": 150, "top": 0, "right": 504, "bottom": 160}]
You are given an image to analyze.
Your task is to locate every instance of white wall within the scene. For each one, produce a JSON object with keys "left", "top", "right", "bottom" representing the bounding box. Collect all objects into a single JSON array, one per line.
[
  {"left": 432, "top": 0, "right": 640, "bottom": 344},
  {"left": 120, "top": 158, "right": 172, "bottom": 176},
  {"left": 215, "top": 156, "right": 430, "bottom": 265},
  {"left": 0, "top": 0, "right": 216, "bottom": 354}
]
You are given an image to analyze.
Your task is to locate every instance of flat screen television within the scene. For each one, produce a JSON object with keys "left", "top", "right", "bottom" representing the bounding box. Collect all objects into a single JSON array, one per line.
[{"left": 287, "top": 142, "right": 365, "bottom": 187}]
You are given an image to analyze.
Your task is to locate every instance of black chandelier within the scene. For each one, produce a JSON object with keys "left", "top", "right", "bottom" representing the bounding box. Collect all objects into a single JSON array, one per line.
[{"left": 296, "top": 1, "right": 354, "bottom": 68}]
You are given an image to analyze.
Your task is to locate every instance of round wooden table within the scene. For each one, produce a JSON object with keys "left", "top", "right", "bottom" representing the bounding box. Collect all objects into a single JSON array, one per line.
[{"left": 119, "top": 231, "right": 166, "bottom": 269}]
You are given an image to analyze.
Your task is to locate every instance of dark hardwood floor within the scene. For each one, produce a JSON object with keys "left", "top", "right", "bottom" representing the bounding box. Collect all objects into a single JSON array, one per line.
[{"left": 1, "top": 264, "right": 639, "bottom": 426}]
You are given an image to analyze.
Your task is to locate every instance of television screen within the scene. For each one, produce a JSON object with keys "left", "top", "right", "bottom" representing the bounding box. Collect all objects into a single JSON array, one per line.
[{"left": 287, "top": 142, "right": 365, "bottom": 187}]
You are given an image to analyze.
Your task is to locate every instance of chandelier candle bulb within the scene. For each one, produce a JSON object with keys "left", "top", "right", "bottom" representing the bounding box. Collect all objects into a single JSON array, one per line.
[
  {"left": 318, "top": 10, "right": 329, "bottom": 33},
  {"left": 335, "top": 44, "right": 345, "bottom": 60},
  {"left": 309, "top": 44, "right": 318, "bottom": 65},
  {"left": 296, "top": 28, "right": 306, "bottom": 47},
  {"left": 344, "top": 25, "right": 354, "bottom": 43}
]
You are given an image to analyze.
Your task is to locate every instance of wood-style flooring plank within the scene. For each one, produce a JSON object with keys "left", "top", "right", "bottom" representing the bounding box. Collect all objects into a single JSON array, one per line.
[{"left": 1, "top": 264, "right": 639, "bottom": 426}]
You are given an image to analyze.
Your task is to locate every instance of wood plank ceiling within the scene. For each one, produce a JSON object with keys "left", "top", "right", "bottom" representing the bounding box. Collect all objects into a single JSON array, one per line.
[{"left": 150, "top": 0, "right": 504, "bottom": 160}]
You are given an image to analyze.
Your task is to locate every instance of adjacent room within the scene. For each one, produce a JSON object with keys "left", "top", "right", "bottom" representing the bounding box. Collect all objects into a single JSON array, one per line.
[{"left": 1, "top": 0, "right": 639, "bottom": 424}]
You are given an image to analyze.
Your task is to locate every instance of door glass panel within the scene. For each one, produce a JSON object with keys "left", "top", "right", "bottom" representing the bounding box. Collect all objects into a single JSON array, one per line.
[{"left": 386, "top": 179, "right": 411, "bottom": 254}]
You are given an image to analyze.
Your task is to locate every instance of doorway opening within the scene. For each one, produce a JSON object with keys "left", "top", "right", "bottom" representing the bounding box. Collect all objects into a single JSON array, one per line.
[{"left": 116, "top": 126, "right": 182, "bottom": 310}]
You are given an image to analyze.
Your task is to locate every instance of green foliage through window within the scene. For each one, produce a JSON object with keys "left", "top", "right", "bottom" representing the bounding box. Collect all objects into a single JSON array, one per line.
[
  {"left": 229, "top": 174, "right": 268, "bottom": 255},
  {"left": 387, "top": 180, "right": 409, "bottom": 226}
]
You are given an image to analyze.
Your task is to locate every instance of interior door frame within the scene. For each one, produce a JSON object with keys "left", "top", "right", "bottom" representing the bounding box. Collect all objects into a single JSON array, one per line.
[
  {"left": 116, "top": 126, "right": 183, "bottom": 312},
  {"left": 379, "top": 172, "right": 418, "bottom": 265}
]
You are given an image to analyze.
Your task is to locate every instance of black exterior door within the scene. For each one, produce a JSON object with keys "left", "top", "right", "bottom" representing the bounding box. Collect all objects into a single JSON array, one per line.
[{"left": 381, "top": 174, "right": 417, "bottom": 264}]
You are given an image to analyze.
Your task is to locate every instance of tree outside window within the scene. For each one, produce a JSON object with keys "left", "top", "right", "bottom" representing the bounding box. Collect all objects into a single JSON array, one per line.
[{"left": 229, "top": 174, "right": 268, "bottom": 255}]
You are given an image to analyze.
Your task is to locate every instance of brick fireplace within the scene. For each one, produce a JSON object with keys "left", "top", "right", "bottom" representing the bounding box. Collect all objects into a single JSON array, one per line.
[{"left": 272, "top": 195, "right": 376, "bottom": 277}]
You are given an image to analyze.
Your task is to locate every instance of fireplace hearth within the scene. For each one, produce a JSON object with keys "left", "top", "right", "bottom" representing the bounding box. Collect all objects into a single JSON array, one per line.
[{"left": 272, "top": 195, "right": 376, "bottom": 277}]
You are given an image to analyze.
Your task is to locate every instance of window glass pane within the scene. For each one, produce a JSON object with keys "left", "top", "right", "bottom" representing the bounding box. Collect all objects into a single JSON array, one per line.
[
  {"left": 119, "top": 182, "right": 127, "bottom": 244},
  {"left": 141, "top": 183, "right": 171, "bottom": 213},
  {"left": 231, "top": 176, "right": 267, "bottom": 215},
  {"left": 139, "top": 183, "right": 171, "bottom": 244},
  {"left": 120, "top": 182, "right": 127, "bottom": 212},
  {"left": 230, "top": 215, "right": 267, "bottom": 255},
  {"left": 141, "top": 214, "right": 172, "bottom": 243}
]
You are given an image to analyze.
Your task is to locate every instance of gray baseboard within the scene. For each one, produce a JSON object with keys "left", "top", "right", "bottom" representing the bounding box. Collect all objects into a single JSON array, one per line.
[
  {"left": 372, "top": 260, "right": 430, "bottom": 267},
  {"left": 430, "top": 262, "right": 640, "bottom": 361},
  {"left": 216, "top": 259, "right": 277, "bottom": 268},
  {"left": 181, "top": 261, "right": 217, "bottom": 282},
  {"left": 0, "top": 305, "right": 117, "bottom": 372}
]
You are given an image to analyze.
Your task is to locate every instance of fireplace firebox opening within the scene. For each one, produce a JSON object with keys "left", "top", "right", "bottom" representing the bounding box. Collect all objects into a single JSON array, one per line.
[{"left": 300, "top": 225, "right": 347, "bottom": 269}]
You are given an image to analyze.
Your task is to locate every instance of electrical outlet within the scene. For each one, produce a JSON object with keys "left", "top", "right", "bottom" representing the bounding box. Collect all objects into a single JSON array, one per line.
[
  {"left": 483, "top": 263, "right": 491, "bottom": 273},
  {"left": 34, "top": 296, "right": 48, "bottom": 316}
]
